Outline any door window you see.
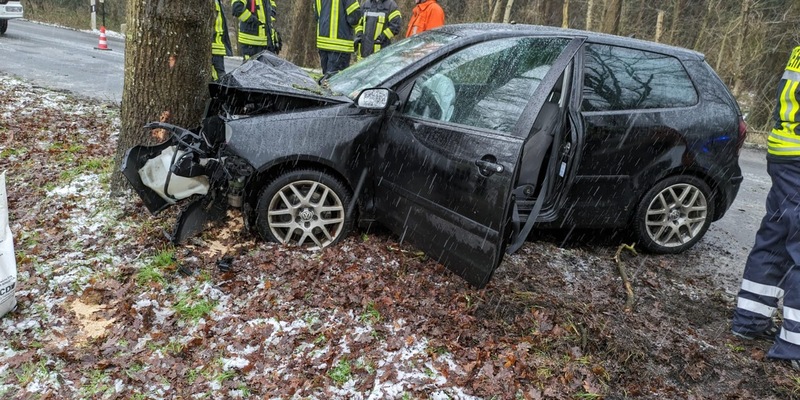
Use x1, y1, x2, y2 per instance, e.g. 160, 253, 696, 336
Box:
402, 37, 570, 134
582, 44, 698, 111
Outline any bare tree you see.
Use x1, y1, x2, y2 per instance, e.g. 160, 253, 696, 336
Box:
111, 0, 212, 194
585, 0, 594, 30
732, 0, 751, 97
600, 0, 623, 34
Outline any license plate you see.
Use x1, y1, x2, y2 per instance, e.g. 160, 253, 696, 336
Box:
6, 6, 22, 12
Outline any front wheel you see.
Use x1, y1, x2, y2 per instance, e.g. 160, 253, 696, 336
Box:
633, 175, 714, 254
255, 169, 353, 249
0, 20, 8, 35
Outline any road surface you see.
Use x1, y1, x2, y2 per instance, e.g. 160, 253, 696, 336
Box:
0, 18, 770, 291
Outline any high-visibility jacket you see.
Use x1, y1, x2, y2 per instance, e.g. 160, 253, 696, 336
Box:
406, 0, 444, 37
212, 0, 232, 57
232, 0, 280, 50
354, 0, 401, 59
314, 0, 362, 53
768, 46, 800, 157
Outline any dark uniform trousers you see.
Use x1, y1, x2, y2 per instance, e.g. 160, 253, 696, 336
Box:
733, 160, 800, 360
319, 51, 351, 76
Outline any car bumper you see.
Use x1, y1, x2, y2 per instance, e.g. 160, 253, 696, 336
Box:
0, 4, 23, 19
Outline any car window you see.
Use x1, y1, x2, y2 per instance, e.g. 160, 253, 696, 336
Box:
582, 44, 698, 111
326, 31, 458, 98
402, 37, 570, 134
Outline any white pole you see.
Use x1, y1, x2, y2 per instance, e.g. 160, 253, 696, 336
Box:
90, 0, 96, 31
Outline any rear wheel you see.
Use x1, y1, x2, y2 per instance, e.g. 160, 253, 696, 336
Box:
255, 169, 353, 249
633, 175, 714, 254
0, 20, 8, 35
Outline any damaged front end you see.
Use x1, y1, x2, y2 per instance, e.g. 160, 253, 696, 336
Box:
121, 118, 254, 244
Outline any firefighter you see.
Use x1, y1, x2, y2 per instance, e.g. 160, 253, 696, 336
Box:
232, 0, 281, 60
314, 0, 362, 76
211, 0, 232, 82
731, 45, 800, 371
354, 0, 401, 61
406, 0, 444, 37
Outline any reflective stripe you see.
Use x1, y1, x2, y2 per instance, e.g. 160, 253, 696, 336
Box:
741, 279, 784, 298
780, 327, 800, 346
737, 297, 776, 318
388, 10, 401, 21
346, 1, 360, 14
781, 81, 800, 122
785, 305, 800, 323
238, 9, 253, 22
330, 0, 340, 41
784, 70, 800, 82
383, 28, 394, 39
317, 37, 354, 52
364, 11, 386, 18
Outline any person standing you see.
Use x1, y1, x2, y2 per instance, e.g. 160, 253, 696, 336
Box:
406, 0, 444, 37
232, 0, 281, 61
731, 45, 800, 371
314, 0, 362, 76
354, 0, 402, 61
211, 0, 233, 82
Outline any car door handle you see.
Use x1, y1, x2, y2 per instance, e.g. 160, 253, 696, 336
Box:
475, 159, 504, 175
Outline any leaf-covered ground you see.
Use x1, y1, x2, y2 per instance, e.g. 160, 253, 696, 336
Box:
0, 74, 797, 399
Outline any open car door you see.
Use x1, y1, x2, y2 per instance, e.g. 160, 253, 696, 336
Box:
373, 36, 585, 287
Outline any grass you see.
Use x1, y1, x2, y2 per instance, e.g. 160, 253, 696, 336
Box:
359, 301, 381, 325
135, 248, 175, 286
173, 288, 216, 323
328, 358, 352, 386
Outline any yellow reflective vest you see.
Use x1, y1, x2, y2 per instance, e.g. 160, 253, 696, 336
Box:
314, 0, 362, 53
768, 46, 800, 157
212, 0, 232, 57
232, 0, 279, 49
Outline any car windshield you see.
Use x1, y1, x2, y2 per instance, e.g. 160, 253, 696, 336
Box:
327, 31, 459, 99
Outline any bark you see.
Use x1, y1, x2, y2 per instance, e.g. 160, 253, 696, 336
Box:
732, 0, 751, 97
600, 0, 623, 35
562, 0, 569, 28
503, 0, 516, 23
111, 0, 213, 195
693, 0, 717, 50
491, 0, 504, 23
654, 10, 664, 43
585, 0, 593, 30
667, 0, 684, 44
285, 0, 318, 67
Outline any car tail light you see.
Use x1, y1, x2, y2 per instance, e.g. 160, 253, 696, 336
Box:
737, 116, 748, 154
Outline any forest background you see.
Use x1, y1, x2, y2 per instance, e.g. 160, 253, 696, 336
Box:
16, 0, 800, 138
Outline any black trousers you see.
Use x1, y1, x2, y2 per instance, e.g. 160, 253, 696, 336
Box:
211, 55, 226, 82
319, 50, 351, 75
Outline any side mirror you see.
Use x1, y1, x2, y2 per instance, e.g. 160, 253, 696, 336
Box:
356, 88, 398, 110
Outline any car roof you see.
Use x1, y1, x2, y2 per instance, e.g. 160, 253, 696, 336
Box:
436, 23, 705, 61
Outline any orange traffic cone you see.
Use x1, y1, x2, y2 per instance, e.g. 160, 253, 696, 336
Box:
95, 26, 111, 51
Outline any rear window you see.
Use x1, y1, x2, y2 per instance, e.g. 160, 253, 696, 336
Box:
582, 44, 698, 111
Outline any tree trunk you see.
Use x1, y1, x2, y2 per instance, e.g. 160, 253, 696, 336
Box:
600, 0, 623, 35
562, 0, 569, 28
111, 0, 213, 195
491, 0, 504, 23
732, 0, 751, 97
693, 0, 717, 50
654, 10, 664, 43
585, 0, 593, 30
667, 0, 684, 44
503, 0, 516, 23
286, 0, 318, 68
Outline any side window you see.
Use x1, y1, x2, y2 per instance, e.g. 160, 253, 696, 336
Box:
582, 44, 698, 111
403, 37, 569, 134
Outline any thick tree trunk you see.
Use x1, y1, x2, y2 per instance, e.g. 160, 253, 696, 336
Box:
110, 0, 213, 195
600, 0, 623, 35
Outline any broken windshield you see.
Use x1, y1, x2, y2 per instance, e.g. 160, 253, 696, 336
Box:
326, 31, 458, 99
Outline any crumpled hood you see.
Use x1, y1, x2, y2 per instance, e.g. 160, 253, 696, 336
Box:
213, 51, 345, 102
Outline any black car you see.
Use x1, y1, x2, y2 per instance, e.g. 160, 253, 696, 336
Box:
123, 24, 745, 288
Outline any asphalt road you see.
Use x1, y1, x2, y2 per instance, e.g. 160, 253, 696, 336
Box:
0, 18, 771, 287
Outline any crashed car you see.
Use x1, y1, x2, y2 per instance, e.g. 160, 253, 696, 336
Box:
123, 23, 745, 288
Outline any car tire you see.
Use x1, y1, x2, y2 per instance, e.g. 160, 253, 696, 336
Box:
255, 169, 353, 249
633, 175, 715, 254
0, 20, 8, 35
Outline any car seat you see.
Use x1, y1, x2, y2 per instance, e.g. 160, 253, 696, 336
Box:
420, 73, 456, 122
517, 97, 563, 196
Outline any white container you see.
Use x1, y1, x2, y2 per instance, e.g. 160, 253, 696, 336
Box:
0, 171, 17, 318
139, 146, 210, 203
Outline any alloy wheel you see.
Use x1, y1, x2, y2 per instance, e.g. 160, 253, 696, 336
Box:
644, 183, 708, 248
266, 179, 345, 249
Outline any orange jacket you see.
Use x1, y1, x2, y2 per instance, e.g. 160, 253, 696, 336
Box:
406, 0, 445, 37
